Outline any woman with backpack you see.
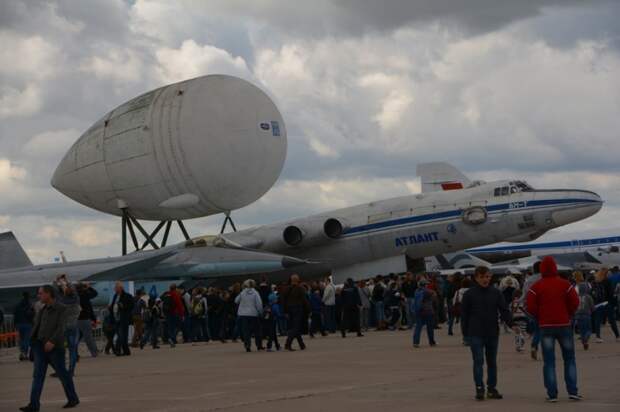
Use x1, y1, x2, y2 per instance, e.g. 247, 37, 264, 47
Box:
413, 279, 438, 348
141, 297, 162, 349
190, 289, 209, 343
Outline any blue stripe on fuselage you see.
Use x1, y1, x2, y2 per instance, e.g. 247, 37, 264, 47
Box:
468, 235, 620, 253
342, 198, 599, 238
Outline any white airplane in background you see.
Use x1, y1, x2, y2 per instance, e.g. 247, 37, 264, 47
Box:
223, 162, 603, 282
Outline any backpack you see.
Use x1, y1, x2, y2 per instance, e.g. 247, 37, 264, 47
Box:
143, 306, 153, 323
162, 294, 173, 315
451, 292, 462, 317
414, 288, 426, 314
192, 298, 205, 317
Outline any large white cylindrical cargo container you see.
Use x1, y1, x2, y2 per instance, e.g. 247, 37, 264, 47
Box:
52, 75, 287, 220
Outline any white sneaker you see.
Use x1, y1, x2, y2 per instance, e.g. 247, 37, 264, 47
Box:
595, 337, 603, 343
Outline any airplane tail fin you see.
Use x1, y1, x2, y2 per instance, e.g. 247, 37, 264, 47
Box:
416, 162, 471, 193
0, 231, 33, 270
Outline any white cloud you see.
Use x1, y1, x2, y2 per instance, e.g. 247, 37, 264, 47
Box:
308, 138, 340, 159
23, 129, 81, 158
257, 177, 421, 213
155, 39, 251, 84
0, 158, 27, 188
0, 84, 43, 118
39, 225, 61, 240
0, 31, 59, 79
79, 48, 143, 83
71, 225, 119, 248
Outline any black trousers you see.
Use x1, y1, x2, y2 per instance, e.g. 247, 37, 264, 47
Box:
239, 316, 261, 349
341, 306, 361, 335
262, 318, 280, 349
114, 319, 131, 355
310, 312, 324, 336
285, 305, 305, 348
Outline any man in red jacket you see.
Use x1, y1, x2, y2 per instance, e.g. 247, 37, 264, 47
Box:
526, 256, 581, 402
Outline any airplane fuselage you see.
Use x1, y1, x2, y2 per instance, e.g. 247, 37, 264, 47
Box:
225, 180, 602, 281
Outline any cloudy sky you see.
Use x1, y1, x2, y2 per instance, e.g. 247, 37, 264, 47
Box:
1, 0, 619, 263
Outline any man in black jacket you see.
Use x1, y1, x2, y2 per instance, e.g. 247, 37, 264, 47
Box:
284, 274, 310, 351
76, 283, 99, 357
109, 282, 134, 356
461, 266, 515, 401
340, 278, 363, 338
20, 285, 79, 412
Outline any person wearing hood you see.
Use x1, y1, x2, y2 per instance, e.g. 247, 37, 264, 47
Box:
235, 279, 263, 352
340, 278, 363, 338
461, 266, 514, 401
526, 256, 581, 402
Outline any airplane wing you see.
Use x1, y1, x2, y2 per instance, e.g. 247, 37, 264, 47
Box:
82, 250, 178, 282
416, 162, 471, 193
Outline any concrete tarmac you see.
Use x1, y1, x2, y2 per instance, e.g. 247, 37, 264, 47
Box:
1, 328, 619, 412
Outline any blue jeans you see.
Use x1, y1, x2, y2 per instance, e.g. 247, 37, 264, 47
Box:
323, 305, 336, 333
142, 319, 160, 347
17, 323, 32, 355
575, 315, 591, 344
469, 336, 499, 390
528, 317, 541, 349
406, 298, 416, 329
605, 303, 620, 338
540, 326, 578, 398
167, 314, 181, 344
413, 313, 436, 345
29, 341, 79, 410
375, 301, 385, 325
65, 327, 78, 375
446, 299, 454, 334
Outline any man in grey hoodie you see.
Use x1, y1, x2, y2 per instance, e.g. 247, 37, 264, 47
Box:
235, 279, 263, 352
520, 263, 542, 360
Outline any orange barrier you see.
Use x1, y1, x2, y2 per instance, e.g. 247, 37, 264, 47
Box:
0, 331, 18, 347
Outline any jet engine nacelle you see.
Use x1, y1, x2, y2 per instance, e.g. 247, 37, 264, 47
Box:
281, 217, 347, 248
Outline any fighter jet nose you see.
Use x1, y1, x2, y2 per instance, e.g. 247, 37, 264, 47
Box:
281, 256, 310, 268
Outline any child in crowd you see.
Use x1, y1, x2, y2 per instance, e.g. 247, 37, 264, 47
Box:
264, 293, 281, 351
575, 283, 594, 350
511, 291, 528, 352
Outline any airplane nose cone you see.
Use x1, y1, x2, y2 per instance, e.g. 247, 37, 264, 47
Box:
551, 190, 603, 226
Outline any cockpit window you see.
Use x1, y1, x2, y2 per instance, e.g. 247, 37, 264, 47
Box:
514, 181, 534, 191
494, 188, 501, 196
184, 235, 233, 249
501, 186, 509, 196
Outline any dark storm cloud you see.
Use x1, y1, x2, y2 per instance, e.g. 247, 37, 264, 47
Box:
208, 0, 607, 38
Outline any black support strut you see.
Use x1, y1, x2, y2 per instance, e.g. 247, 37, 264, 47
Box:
119, 208, 192, 255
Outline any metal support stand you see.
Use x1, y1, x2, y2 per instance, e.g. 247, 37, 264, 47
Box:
219, 212, 237, 234
120, 208, 191, 255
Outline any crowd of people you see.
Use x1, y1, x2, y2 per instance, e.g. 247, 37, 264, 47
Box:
7, 262, 620, 410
